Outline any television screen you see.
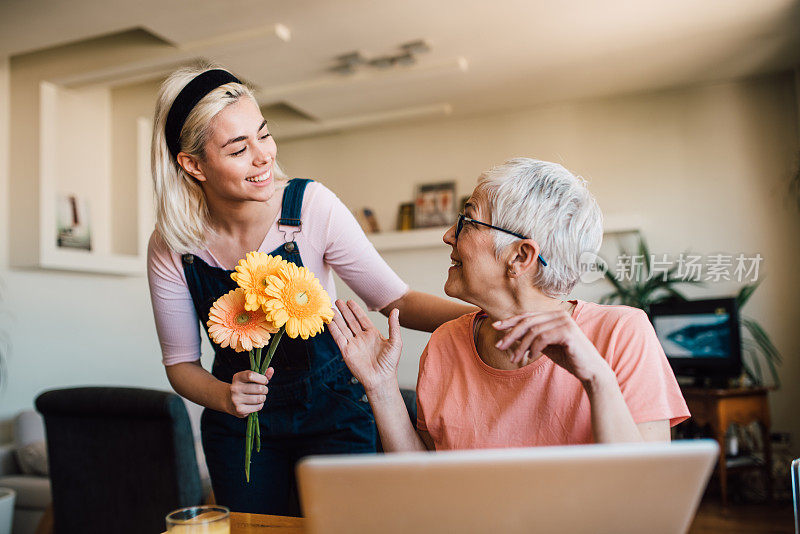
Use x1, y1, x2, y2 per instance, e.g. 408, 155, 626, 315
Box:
652, 311, 731, 358
649, 298, 741, 383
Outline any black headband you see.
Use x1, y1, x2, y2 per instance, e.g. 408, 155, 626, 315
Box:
165, 69, 241, 159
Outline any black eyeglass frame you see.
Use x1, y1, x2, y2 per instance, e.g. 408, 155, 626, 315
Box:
455, 213, 548, 266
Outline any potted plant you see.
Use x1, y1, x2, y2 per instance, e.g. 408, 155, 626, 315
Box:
599, 236, 781, 387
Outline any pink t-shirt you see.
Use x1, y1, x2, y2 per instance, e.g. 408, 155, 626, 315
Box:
148, 180, 409, 366
416, 301, 690, 450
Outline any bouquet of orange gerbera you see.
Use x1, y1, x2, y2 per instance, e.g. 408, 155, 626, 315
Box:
207, 252, 334, 482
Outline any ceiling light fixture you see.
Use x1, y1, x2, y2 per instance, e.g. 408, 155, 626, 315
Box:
400, 40, 430, 55
335, 52, 364, 67
329, 39, 430, 75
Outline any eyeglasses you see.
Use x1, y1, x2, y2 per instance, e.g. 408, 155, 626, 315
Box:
455, 213, 547, 266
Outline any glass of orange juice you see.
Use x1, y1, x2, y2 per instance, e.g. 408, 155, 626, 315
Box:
166, 505, 230, 533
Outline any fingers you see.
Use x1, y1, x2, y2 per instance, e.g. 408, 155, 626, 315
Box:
328, 320, 348, 350
234, 370, 268, 385
333, 300, 356, 336
501, 317, 565, 362
240, 393, 268, 405
348, 300, 374, 332
492, 313, 536, 330
511, 330, 537, 362
527, 336, 555, 363
241, 382, 269, 395
493, 310, 564, 332
331, 308, 352, 341
387, 308, 401, 349
336, 299, 365, 335
230, 371, 271, 417
495, 313, 565, 350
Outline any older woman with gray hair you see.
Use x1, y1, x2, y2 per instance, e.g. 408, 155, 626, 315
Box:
330, 158, 689, 451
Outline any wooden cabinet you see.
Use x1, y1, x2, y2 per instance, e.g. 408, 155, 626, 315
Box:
681, 387, 772, 506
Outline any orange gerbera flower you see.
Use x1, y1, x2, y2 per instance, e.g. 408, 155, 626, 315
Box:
262, 263, 334, 340
231, 252, 288, 311
207, 288, 278, 352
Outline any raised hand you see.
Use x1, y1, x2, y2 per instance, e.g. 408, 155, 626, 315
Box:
329, 299, 402, 393
493, 310, 609, 384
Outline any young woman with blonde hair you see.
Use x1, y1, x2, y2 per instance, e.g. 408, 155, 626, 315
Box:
147, 64, 472, 515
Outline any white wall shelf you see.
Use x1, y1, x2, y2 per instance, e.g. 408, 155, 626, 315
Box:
368, 226, 450, 252
36, 82, 152, 276
366, 214, 643, 253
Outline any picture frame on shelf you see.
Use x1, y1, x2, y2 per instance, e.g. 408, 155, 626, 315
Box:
355, 208, 380, 234
414, 181, 456, 228
396, 202, 415, 231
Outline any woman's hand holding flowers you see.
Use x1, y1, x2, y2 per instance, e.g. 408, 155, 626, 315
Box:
228, 368, 275, 418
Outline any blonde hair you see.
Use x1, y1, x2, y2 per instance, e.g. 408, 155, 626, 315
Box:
151, 62, 287, 254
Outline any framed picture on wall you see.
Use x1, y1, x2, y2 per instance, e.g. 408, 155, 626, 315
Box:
414, 181, 456, 228
56, 194, 92, 251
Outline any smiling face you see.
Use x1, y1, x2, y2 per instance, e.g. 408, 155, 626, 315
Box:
442, 186, 508, 307
190, 96, 278, 204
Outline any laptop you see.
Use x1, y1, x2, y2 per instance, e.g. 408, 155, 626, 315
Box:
297, 440, 717, 534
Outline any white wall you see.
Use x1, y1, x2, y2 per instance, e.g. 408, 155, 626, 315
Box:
0, 57, 9, 270
0, 57, 11, 427
0, 39, 179, 441
278, 73, 800, 446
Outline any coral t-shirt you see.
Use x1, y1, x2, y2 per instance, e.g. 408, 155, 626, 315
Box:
416, 301, 690, 450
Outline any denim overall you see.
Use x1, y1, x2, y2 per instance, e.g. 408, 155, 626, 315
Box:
182, 179, 377, 516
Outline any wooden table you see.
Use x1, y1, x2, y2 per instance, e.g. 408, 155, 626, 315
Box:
681, 386, 773, 506
160, 513, 305, 533
230, 513, 306, 533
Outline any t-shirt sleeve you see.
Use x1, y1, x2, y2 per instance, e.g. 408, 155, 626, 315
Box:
147, 232, 203, 366
313, 184, 409, 311
608, 309, 690, 427
415, 343, 431, 432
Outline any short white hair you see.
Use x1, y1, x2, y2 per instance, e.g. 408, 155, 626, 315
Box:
478, 158, 603, 297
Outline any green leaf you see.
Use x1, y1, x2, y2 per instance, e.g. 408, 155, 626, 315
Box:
743, 348, 763, 385
741, 317, 782, 364
637, 236, 652, 278
736, 281, 761, 309
603, 268, 627, 293
741, 335, 780, 388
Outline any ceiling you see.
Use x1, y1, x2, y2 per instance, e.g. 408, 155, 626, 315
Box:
2, 0, 800, 138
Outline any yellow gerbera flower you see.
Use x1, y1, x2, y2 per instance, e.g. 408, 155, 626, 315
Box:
207, 288, 278, 352
262, 263, 334, 340
231, 252, 288, 311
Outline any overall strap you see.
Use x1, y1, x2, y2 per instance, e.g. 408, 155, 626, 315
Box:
278, 178, 312, 246
279, 178, 313, 227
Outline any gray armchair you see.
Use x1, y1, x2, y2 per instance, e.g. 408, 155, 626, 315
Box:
0, 411, 50, 534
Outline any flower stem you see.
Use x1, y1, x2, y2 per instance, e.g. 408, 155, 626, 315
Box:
255, 412, 261, 452
245, 413, 253, 483
254, 346, 263, 372
259, 327, 285, 375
